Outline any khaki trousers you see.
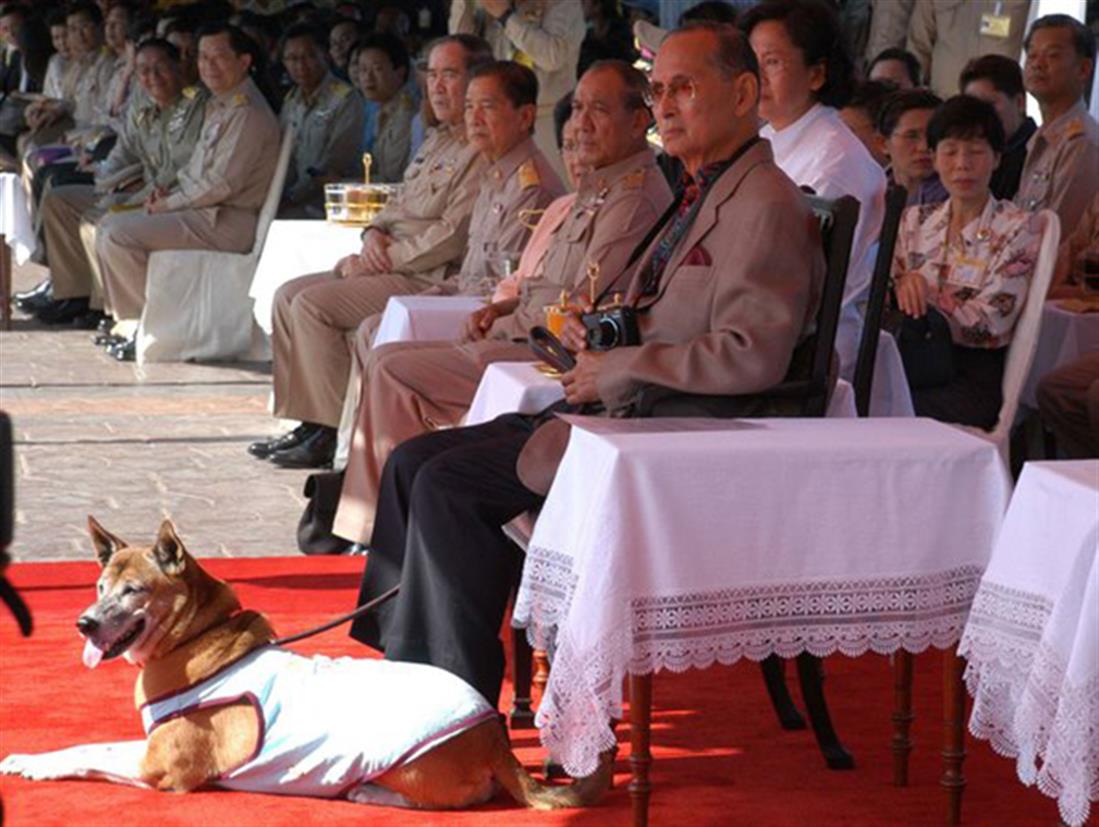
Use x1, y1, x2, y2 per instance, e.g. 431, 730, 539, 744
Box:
95, 207, 256, 321
270, 270, 434, 429
40, 183, 104, 305
331, 333, 531, 543
1037, 353, 1099, 459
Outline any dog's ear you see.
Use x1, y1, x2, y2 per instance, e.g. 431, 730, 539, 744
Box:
87, 516, 127, 567
152, 519, 187, 576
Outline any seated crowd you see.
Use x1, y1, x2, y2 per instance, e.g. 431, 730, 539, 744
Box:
2, 0, 1098, 732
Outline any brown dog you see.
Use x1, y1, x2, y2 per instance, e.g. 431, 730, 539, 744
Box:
0, 517, 611, 810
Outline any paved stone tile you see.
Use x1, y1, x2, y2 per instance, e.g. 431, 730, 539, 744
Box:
2, 259, 319, 561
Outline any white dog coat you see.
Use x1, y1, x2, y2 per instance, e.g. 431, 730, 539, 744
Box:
140, 647, 496, 797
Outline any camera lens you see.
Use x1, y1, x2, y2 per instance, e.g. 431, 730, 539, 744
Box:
586, 318, 620, 350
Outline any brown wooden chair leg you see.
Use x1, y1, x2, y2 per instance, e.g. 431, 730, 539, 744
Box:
629, 672, 653, 827
941, 647, 966, 826
892, 651, 915, 786
533, 649, 551, 695
509, 630, 535, 729
0, 234, 12, 331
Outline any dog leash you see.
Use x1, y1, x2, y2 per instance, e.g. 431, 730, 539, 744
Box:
271, 584, 400, 646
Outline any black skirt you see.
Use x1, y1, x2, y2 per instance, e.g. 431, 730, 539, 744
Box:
910, 345, 1007, 430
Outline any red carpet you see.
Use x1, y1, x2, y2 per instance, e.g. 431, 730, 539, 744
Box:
0, 557, 1060, 827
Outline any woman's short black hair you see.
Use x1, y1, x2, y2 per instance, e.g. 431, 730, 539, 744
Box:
739, 0, 855, 108
926, 95, 1006, 154
877, 88, 943, 137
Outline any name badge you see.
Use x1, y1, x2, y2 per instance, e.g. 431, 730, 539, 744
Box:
979, 13, 1011, 39
949, 255, 987, 287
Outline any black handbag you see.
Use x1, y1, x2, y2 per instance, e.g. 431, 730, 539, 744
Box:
895, 306, 955, 389
296, 470, 351, 556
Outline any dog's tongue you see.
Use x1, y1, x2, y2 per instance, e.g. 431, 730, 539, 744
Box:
82, 638, 105, 669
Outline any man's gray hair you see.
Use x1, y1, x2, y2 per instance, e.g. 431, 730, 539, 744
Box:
582, 59, 652, 112
669, 20, 759, 81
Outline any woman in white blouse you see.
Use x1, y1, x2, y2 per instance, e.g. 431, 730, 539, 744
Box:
741, 0, 887, 378
892, 96, 1041, 429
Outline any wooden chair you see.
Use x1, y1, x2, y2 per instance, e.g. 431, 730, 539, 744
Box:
0, 233, 11, 331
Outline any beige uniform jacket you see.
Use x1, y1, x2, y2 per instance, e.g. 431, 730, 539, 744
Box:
370, 123, 486, 286
516, 139, 826, 494
1015, 100, 1099, 240
865, 0, 916, 61
94, 86, 207, 207
369, 89, 417, 184
62, 47, 116, 129
906, 0, 1031, 98
457, 136, 564, 296
491, 148, 673, 341
279, 74, 363, 209
159, 76, 280, 224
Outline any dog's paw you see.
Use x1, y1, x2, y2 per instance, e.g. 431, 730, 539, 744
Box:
0, 752, 74, 781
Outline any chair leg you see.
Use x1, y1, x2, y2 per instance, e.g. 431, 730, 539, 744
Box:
892, 651, 914, 786
628, 672, 652, 827
760, 655, 807, 730
0, 234, 11, 331
796, 654, 854, 769
941, 648, 966, 827
509, 630, 535, 729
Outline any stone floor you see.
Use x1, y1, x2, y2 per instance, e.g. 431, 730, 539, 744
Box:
2, 261, 312, 560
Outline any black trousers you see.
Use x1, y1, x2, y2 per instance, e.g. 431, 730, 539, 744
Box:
911, 345, 1006, 430
349, 414, 545, 706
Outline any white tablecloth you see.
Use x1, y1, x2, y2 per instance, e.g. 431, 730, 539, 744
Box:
466, 362, 859, 425
958, 460, 1099, 827
513, 416, 1012, 776
870, 330, 914, 417
1021, 303, 1099, 408
248, 220, 363, 334
0, 171, 35, 264
372, 295, 484, 348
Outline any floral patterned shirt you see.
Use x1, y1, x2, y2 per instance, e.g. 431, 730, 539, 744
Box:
893, 197, 1042, 348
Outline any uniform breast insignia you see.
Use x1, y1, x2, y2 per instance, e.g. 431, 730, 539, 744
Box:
582, 182, 611, 216
518, 159, 540, 190
181, 86, 198, 100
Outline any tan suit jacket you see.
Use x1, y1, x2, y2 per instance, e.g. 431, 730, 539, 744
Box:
516, 139, 826, 494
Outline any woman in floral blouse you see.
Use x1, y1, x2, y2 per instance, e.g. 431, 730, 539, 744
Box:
892, 94, 1042, 429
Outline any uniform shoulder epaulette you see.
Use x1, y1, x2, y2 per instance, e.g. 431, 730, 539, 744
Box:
621, 168, 646, 189
231, 91, 248, 107
518, 158, 541, 189
1063, 119, 1084, 140
182, 86, 198, 100
332, 81, 353, 99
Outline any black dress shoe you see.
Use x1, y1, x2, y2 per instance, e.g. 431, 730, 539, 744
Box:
95, 316, 114, 335
347, 543, 370, 556
71, 309, 107, 330
269, 426, 337, 469
95, 332, 126, 348
108, 337, 136, 362
14, 278, 50, 304
14, 280, 53, 312
247, 423, 315, 459
35, 297, 90, 325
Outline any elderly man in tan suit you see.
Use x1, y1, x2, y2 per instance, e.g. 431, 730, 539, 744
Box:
257, 38, 508, 468
331, 60, 673, 543
259, 58, 565, 469
347, 22, 824, 716
94, 24, 280, 361
450, 0, 584, 181
35, 38, 206, 328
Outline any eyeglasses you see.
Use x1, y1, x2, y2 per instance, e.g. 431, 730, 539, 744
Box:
891, 129, 927, 144
645, 76, 698, 107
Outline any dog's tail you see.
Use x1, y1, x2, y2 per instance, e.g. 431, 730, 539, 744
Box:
488, 726, 613, 811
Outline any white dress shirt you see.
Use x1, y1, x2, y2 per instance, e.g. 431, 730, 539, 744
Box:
762, 103, 887, 376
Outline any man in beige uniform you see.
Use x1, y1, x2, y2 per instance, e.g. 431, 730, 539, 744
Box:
38, 39, 206, 324
331, 61, 673, 542
1014, 14, 1099, 240
278, 23, 363, 218
258, 36, 493, 465
355, 33, 417, 184
906, 0, 1032, 98
450, 0, 584, 181
95, 24, 280, 359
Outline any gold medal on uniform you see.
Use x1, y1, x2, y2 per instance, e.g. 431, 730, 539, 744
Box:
979, 2, 1011, 38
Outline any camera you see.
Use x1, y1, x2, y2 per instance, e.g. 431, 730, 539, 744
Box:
581, 304, 640, 351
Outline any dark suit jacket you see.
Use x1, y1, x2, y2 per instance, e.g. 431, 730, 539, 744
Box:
516, 138, 826, 494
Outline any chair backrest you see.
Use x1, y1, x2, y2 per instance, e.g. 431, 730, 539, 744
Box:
800, 193, 861, 417
985, 209, 1060, 448
852, 184, 907, 417
249, 125, 295, 257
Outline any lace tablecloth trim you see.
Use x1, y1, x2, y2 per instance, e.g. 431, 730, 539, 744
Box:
517, 555, 984, 777
961, 585, 1098, 827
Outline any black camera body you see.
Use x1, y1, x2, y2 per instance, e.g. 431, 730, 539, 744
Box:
581, 304, 640, 351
